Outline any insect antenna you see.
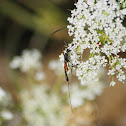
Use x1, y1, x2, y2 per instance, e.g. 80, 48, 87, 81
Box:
51, 28, 67, 36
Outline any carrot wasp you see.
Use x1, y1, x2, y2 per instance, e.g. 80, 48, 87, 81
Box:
63, 48, 75, 114
64, 49, 71, 82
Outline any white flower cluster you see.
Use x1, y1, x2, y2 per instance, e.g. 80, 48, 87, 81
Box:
0, 87, 12, 107
10, 49, 45, 81
76, 55, 107, 85
62, 68, 105, 108
0, 110, 13, 120
108, 56, 126, 84
0, 87, 6, 101
21, 85, 66, 126
10, 49, 41, 72
0, 87, 13, 121
60, 0, 126, 85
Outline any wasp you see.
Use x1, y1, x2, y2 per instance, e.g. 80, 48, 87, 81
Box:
64, 49, 71, 82
64, 48, 77, 81
63, 48, 74, 114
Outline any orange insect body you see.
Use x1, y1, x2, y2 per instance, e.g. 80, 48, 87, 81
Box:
64, 61, 69, 72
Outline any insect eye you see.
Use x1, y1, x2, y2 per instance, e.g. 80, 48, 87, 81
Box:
67, 49, 71, 53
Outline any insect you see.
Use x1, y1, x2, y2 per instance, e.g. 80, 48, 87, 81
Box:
64, 48, 74, 114
64, 49, 71, 82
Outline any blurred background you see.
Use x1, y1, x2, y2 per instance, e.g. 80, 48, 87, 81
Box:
0, 0, 126, 126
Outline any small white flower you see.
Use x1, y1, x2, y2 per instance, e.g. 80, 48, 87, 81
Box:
35, 72, 45, 81
9, 56, 21, 69
110, 81, 116, 86
108, 69, 115, 76
120, 8, 126, 15
1, 110, 13, 120
59, 53, 64, 62
0, 87, 6, 100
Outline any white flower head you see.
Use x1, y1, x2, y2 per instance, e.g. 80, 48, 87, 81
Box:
20, 49, 42, 72
9, 56, 21, 69
10, 49, 42, 72
60, 0, 126, 86
1, 110, 13, 120
21, 85, 66, 126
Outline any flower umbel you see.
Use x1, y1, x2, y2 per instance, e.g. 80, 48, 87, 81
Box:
60, 0, 126, 85
10, 49, 45, 81
10, 49, 42, 72
20, 85, 66, 126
